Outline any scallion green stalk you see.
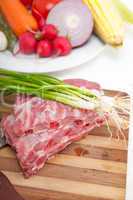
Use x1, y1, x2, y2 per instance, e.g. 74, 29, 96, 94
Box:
0, 69, 99, 109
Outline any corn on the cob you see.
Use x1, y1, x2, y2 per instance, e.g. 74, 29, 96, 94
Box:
83, 0, 125, 46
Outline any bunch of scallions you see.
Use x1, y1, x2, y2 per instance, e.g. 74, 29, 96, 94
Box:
0, 69, 130, 141
0, 69, 99, 110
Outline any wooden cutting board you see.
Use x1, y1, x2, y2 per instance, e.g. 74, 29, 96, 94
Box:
0, 90, 129, 200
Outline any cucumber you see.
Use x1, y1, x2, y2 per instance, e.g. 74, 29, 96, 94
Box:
0, 13, 17, 52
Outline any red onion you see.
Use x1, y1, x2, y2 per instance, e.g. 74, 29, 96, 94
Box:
46, 0, 94, 47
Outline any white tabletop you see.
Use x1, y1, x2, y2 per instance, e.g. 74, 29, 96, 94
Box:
53, 26, 133, 200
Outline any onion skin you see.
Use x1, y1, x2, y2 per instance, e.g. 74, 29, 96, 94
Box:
47, 0, 94, 47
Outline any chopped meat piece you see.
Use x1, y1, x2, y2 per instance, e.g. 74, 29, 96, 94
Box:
1, 79, 107, 177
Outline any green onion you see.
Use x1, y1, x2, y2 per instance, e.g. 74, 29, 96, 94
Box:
0, 69, 98, 109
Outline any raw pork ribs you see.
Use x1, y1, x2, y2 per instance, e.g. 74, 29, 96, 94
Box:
1, 79, 107, 177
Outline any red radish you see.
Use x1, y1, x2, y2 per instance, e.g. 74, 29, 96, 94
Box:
20, 0, 33, 7
41, 24, 58, 40
35, 24, 58, 41
19, 32, 37, 54
53, 36, 72, 56
37, 40, 53, 57
32, 8, 45, 30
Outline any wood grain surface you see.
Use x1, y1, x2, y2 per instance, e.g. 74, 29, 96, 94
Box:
0, 90, 129, 200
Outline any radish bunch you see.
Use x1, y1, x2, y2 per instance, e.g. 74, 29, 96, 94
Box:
19, 23, 72, 58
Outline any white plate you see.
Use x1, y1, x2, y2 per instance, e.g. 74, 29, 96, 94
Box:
0, 35, 105, 73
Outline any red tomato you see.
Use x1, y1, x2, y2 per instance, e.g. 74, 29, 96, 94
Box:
32, 0, 61, 19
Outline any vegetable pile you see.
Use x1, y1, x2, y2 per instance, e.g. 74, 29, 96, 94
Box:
0, 0, 132, 58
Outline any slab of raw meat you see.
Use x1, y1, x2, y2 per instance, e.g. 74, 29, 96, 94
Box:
1, 80, 107, 177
